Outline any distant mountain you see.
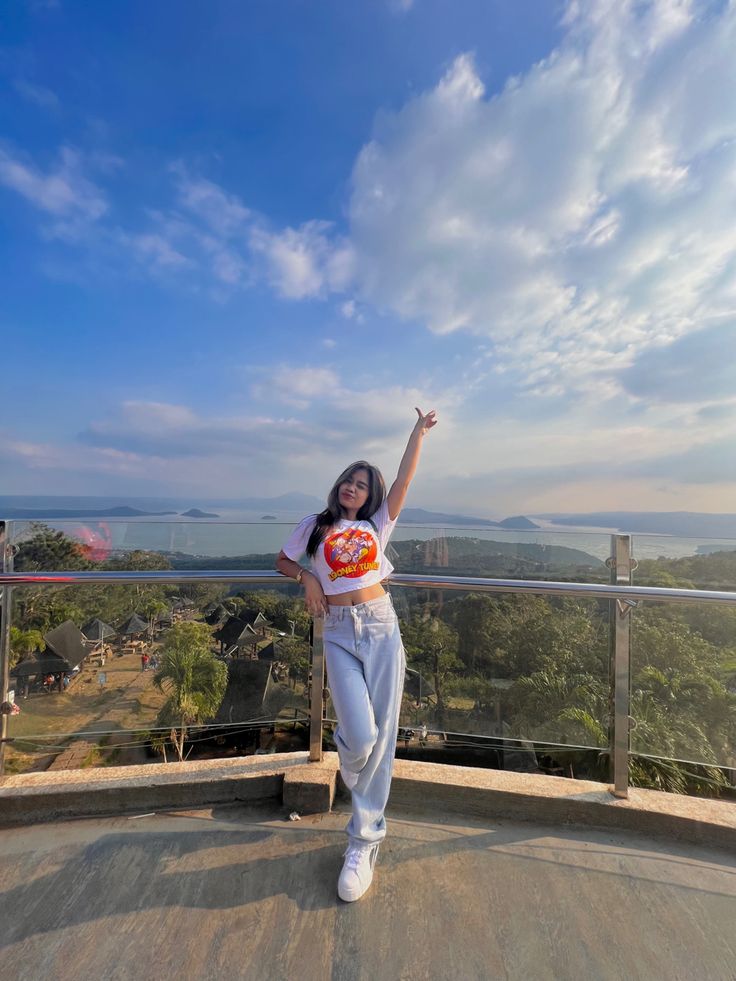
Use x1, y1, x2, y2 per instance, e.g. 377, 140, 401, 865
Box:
537, 511, 736, 539
399, 508, 496, 526
181, 508, 220, 518
0, 505, 177, 519
399, 508, 538, 528
497, 515, 539, 529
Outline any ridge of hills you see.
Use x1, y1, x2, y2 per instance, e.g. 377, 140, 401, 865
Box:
536, 511, 736, 539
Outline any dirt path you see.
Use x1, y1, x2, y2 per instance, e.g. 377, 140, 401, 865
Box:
47, 667, 162, 770
7, 650, 167, 773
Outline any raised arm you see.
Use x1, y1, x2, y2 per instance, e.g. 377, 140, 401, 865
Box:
386, 408, 438, 521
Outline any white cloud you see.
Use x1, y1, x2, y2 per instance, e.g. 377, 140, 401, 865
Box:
253, 365, 342, 409
66, 394, 434, 496
5, 1, 735, 387
338, 298, 365, 324
124, 232, 191, 270
0, 434, 147, 478
250, 220, 354, 299
343, 0, 736, 397
250, 362, 449, 453
173, 167, 251, 238
78, 400, 310, 463
12, 78, 59, 109
0, 145, 107, 234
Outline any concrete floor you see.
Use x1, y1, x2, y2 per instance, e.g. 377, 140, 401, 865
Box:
1, 800, 735, 981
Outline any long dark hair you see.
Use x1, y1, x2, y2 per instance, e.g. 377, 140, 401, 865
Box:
305, 460, 386, 557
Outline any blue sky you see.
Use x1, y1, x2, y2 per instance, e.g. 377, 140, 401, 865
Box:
2, 0, 736, 516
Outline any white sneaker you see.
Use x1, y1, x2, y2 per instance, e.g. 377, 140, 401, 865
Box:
337, 843, 379, 902
340, 767, 359, 791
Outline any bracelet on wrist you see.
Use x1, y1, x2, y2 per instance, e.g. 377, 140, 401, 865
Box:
295, 568, 304, 584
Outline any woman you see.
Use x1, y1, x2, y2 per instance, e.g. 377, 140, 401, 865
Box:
276, 407, 437, 902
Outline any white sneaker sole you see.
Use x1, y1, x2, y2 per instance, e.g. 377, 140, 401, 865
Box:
337, 845, 379, 902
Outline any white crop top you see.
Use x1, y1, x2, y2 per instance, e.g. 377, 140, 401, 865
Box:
281, 499, 398, 596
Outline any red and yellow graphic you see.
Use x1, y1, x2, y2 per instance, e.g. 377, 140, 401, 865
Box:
323, 528, 379, 581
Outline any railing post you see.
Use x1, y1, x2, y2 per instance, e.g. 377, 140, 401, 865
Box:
0, 521, 14, 776
609, 534, 633, 799
308, 615, 325, 762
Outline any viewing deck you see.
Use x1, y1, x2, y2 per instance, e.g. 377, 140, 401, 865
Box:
1, 755, 735, 981
2, 534, 735, 978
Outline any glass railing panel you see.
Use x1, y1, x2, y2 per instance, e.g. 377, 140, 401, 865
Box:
6, 519, 613, 582
5, 583, 310, 774
629, 599, 736, 786
6, 518, 298, 569
327, 586, 612, 779
633, 535, 736, 591
389, 526, 612, 583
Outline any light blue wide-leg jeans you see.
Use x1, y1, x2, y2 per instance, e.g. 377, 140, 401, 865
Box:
323, 594, 406, 846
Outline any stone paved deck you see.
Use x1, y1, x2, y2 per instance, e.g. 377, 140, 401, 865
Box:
1, 798, 735, 981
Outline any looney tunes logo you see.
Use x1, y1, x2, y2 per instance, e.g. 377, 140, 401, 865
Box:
324, 528, 379, 580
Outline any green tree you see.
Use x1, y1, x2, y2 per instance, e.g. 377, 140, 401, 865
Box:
508, 670, 608, 746
12, 525, 178, 639
153, 622, 228, 762
276, 636, 310, 687
14, 523, 92, 572
446, 594, 607, 680
447, 594, 498, 673
235, 590, 284, 621
8, 627, 45, 670
13, 524, 91, 634
402, 615, 461, 727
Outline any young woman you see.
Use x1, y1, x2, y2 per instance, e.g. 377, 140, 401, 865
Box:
276, 407, 437, 902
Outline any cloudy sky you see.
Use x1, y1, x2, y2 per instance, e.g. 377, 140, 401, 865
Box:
2, 0, 735, 517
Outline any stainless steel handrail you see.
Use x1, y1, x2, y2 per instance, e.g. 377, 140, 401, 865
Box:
1, 569, 735, 604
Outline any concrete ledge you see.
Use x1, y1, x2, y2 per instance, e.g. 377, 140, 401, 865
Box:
0, 752, 311, 827
2, 753, 734, 850
283, 762, 336, 815
390, 760, 736, 850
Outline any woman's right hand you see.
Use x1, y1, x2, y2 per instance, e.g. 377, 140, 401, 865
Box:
303, 572, 329, 617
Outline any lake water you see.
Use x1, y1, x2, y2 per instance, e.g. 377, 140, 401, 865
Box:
5, 503, 736, 563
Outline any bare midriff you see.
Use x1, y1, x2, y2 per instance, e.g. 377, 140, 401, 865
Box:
327, 583, 386, 606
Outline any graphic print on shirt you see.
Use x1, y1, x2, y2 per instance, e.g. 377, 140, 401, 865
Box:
323, 527, 379, 581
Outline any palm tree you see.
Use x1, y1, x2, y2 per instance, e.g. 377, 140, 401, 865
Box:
510, 670, 608, 742
9, 627, 45, 670
153, 622, 227, 762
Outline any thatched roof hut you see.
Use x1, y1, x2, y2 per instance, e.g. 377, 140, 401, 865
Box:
11, 648, 67, 678
81, 618, 117, 643
117, 613, 148, 636
44, 621, 88, 669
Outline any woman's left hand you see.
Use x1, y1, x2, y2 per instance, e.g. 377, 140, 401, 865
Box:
414, 407, 438, 434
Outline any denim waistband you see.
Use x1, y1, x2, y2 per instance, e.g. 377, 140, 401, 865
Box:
325, 594, 393, 619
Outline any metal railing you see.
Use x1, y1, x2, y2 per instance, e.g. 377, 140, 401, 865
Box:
2, 526, 736, 796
